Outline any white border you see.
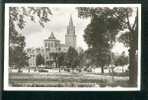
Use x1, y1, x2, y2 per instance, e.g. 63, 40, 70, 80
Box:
4, 4, 141, 91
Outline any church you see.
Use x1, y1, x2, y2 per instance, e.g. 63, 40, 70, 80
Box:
27, 16, 77, 67
44, 16, 76, 65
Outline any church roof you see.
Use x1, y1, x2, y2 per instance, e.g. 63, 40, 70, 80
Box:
49, 32, 56, 40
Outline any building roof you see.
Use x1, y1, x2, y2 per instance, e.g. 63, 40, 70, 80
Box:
48, 32, 56, 40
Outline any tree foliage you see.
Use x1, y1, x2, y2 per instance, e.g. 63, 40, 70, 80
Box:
65, 47, 79, 70
9, 7, 52, 29
77, 50, 85, 68
114, 52, 128, 66
9, 7, 52, 69
118, 32, 130, 47
80, 10, 113, 73
36, 54, 44, 66
56, 52, 66, 72
77, 7, 138, 86
9, 28, 29, 68
77, 7, 134, 43
57, 52, 66, 67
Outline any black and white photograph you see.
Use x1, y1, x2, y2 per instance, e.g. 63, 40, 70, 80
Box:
4, 4, 141, 91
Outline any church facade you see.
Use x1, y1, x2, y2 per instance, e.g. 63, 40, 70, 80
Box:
26, 16, 77, 67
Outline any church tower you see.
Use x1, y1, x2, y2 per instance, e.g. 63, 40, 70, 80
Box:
65, 16, 76, 48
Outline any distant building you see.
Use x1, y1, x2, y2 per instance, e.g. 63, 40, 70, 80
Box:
26, 16, 77, 67
26, 48, 44, 67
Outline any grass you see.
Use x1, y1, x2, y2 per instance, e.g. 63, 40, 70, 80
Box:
9, 72, 130, 87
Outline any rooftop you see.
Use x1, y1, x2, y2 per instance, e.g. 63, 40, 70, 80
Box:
48, 32, 56, 40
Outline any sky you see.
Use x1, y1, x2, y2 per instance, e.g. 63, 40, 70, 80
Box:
21, 7, 90, 50
19, 7, 137, 55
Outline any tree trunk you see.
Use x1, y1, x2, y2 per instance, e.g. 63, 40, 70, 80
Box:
72, 67, 74, 73
129, 48, 137, 87
129, 31, 137, 87
28, 68, 30, 72
59, 65, 61, 72
101, 66, 104, 74
122, 66, 124, 73
55, 60, 57, 68
18, 67, 21, 72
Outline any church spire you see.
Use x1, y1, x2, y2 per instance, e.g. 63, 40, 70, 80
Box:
69, 15, 73, 26
65, 15, 76, 48
67, 15, 75, 35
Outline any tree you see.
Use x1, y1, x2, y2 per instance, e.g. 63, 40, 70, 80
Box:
77, 7, 138, 86
9, 7, 52, 70
114, 52, 129, 72
9, 14, 29, 69
114, 8, 138, 86
115, 53, 128, 66
82, 13, 111, 73
50, 52, 58, 68
77, 50, 84, 69
57, 52, 66, 72
83, 49, 97, 72
9, 34, 29, 70
65, 47, 79, 72
36, 54, 44, 67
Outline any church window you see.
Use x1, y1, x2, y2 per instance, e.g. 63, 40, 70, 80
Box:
45, 42, 47, 47
50, 42, 52, 47
53, 42, 54, 47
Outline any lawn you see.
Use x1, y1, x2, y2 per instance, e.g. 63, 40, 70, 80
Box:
9, 72, 130, 87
